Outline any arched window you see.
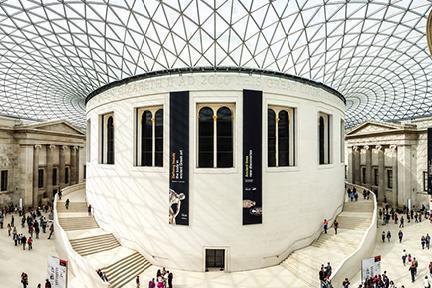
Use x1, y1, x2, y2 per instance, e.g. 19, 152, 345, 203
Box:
267, 106, 295, 167
198, 107, 214, 168
216, 107, 233, 168
135, 106, 164, 167
278, 110, 289, 166
319, 113, 331, 165
267, 109, 276, 167
141, 111, 153, 166
107, 116, 114, 164
155, 109, 163, 167
319, 116, 325, 164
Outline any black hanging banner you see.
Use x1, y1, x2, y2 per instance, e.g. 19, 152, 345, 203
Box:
243, 89, 263, 225
169, 91, 189, 225
428, 128, 432, 195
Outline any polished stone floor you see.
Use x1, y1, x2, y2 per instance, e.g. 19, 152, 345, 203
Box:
0, 211, 58, 288
351, 215, 432, 288
2, 205, 432, 288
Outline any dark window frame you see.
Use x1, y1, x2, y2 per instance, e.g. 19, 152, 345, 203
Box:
0, 170, 8, 191
387, 169, 393, 189
38, 168, 44, 188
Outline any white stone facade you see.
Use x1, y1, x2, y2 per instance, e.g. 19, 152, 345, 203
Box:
346, 118, 431, 208
0, 116, 86, 207
86, 71, 345, 272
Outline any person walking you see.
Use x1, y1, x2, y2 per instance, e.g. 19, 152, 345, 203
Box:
400, 216, 404, 228
410, 261, 417, 282
21, 272, 28, 288
398, 230, 404, 243
429, 261, 432, 277
45, 279, 52, 288
422, 236, 426, 249
58, 190, 62, 200
27, 236, 33, 250
387, 231, 392, 242
333, 220, 339, 235
7, 223, 11, 236
136, 275, 140, 287
65, 199, 70, 210
325, 262, 332, 278
323, 219, 329, 234
88, 204, 92, 216
148, 279, 156, 288
382, 231, 386, 243
424, 276, 431, 288
402, 250, 408, 266
48, 223, 54, 239
427, 234, 431, 249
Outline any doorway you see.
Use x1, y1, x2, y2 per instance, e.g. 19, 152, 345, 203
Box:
205, 249, 225, 271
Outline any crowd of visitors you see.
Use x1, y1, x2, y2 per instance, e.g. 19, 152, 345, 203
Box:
1, 202, 54, 288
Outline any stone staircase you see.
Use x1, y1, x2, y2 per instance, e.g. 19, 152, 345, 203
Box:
56, 189, 152, 288
100, 251, 152, 288
57, 202, 88, 213
69, 233, 121, 256
58, 216, 99, 231
281, 198, 374, 287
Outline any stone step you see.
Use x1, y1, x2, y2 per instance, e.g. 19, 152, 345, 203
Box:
101, 252, 151, 288
70, 233, 121, 256
58, 217, 99, 231
57, 202, 88, 212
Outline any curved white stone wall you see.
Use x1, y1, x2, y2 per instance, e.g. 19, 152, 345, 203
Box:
86, 71, 345, 272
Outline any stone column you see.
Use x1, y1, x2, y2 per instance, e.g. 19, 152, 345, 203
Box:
353, 146, 361, 184
19, 145, 34, 208
396, 144, 411, 208
347, 146, 353, 183
75, 146, 80, 184
376, 145, 385, 203
32, 144, 41, 207
46, 145, 55, 201
365, 145, 372, 188
59, 145, 66, 189
70, 146, 77, 184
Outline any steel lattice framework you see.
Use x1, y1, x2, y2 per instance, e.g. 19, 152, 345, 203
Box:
0, 0, 431, 127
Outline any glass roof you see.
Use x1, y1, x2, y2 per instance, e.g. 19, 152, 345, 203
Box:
0, 0, 431, 127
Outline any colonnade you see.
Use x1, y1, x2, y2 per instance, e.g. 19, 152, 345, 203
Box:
347, 144, 398, 205
32, 144, 81, 206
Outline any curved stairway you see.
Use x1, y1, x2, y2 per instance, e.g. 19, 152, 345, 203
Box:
56, 188, 152, 288
281, 197, 374, 287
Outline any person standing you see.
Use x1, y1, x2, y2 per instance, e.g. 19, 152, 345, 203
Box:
45, 279, 52, 288
333, 220, 339, 235
167, 271, 173, 288
325, 262, 332, 278
429, 261, 432, 277
21, 235, 27, 250
88, 204, 92, 216
323, 219, 329, 234
387, 231, 392, 242
342, 278, 350, 287
136, 275, 140, 287
319, 265, 325, 285
422, 236, 426, 249
427, 234, 431, 249
382, 231, 386, 243
398, 230, 404, 243
424, 276, 431, 288
58, 190, 62, 200
65, 199, 70, 209
148, 278, 156, 288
